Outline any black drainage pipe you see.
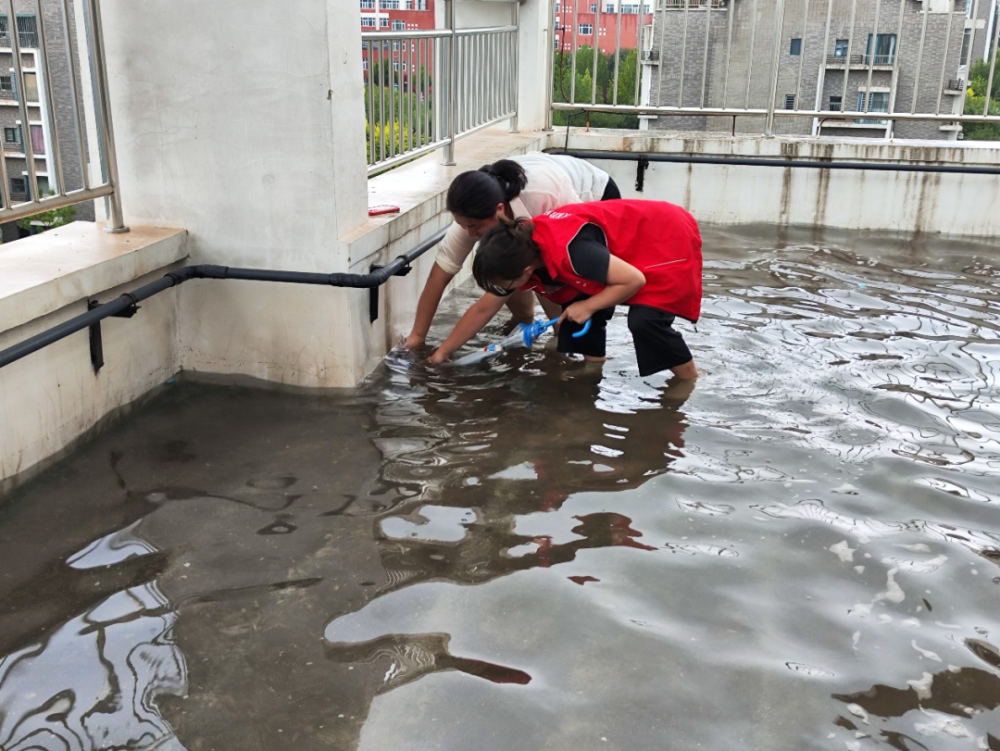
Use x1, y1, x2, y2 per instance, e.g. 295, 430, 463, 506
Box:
549, 148, 1000, 177
0, 226, 447, 371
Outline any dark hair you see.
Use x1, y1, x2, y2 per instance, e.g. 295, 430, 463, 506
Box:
472, 216, 541, 296
445, 159, 528, 219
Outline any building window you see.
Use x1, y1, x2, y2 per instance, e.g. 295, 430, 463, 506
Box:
784, 94, 796, 109
3, 126, 19, 143
644, 3, 651, 11
606, 3, 615, 11
380, 16, 390, 27
961, 28, 972, 66
360, 0, 375, 7
856, 91, 889, 123
0, 15, 38, 48
622, 3, 640, 12
392, 19, 405, 30
829, 95, 842, 111
361, 15, 376, 27
580, 23, 594, 34
10, 176, 26, 196
865, 33, 896, 65
789, 38, 802, 55
554, 35, 560, 48
380, 0, 400, 8
30, 123, 43, 154
392, 40, 399, 50
834, 39, 848, 58
0, 74, 11, 92
362, 58, 369, 70
393, 60, 399, 71
590, 4, 597, 11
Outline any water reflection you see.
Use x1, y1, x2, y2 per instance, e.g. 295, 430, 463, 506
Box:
1, 226, 999, 749
0, 580, 187, 751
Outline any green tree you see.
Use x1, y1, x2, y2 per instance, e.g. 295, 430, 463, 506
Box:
962, 58, 1000, 140
364, 86, 434, 163
551, 45, 640, 129
16, 191, 77, 234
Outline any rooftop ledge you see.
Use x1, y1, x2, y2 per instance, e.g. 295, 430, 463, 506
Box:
347, 125, 552, 266
0, 222, 188, 334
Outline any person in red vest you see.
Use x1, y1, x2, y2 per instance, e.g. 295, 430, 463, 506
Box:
459, 199, 702, 380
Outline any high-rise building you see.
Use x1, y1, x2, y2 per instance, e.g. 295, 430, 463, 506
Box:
1, 0, 91, 222
641, 0, 993, 139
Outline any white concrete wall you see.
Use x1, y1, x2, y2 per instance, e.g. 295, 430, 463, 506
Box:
562, 130, 1000, 237
0, 224, 187, 492
97, 0, 371, 388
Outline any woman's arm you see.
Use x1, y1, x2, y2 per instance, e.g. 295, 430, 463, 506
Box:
403, 223, 475, 349
560, 256, 645, 325
429, 292, 509, 363
403, 262, 455, 349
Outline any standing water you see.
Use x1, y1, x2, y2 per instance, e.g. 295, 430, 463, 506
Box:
1, 226, 998, 750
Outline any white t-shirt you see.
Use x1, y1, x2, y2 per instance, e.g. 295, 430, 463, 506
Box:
434, 152, 611, 275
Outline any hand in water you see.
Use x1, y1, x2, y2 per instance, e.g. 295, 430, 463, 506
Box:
427, 349, 450, 365
401, 332, 426, 351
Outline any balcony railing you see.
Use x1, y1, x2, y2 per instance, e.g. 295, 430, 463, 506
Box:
363, 14, 518, 174
551, 0, 998, 136
825, 53, 895, 66
0, 0, 126, 229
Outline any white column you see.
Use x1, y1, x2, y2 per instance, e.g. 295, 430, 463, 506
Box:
93, 0, 371, 387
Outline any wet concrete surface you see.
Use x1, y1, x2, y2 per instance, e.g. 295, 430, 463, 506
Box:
2, 225, 1000, 750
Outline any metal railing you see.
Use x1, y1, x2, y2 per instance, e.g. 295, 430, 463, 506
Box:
0, 0, 126, 231
363, 0, 519, 175
551, 0, 1000, 137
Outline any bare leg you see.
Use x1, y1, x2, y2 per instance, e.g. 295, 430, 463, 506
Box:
669, 359, 699, 380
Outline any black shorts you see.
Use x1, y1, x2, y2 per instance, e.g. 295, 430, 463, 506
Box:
601, 177, 622, 201
558, 303, 692, 376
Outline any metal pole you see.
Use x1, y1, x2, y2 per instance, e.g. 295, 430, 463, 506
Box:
861, 0, 883, 117
83, 0, 127, 232
744, 0, 760, 109
722, 0, 735, 107
591, 0, 602, 105
840, 0, 858, 115
934, 3, 956, 116
443, 0, 455, 165
764, 0, 787, 133
60, 0, 88, 190
33, 0, 65, 198
613, 0, 624, 104
678, 0, 691, 106
6, 0, 39, 206
910, 0, 931, 113
984, 0, 1000, 108
794, 0, 809, 115
701, 0, 713, 107
510, 3, 519, 131
545, 0, 556, 130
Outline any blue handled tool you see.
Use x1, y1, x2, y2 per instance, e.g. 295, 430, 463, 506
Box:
453, 317, 592, 366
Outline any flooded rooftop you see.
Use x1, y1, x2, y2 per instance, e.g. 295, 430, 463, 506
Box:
1, 225, 999, 750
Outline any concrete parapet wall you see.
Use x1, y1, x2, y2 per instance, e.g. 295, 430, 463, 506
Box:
0, 223, 187, 491
558, 129, 1000, 236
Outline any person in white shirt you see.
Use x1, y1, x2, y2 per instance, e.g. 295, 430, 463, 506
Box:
400, 153, 620, 363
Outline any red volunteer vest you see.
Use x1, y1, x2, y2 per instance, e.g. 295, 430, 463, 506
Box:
523, 200, 702, 322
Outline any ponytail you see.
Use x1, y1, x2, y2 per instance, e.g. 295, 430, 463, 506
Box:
446, 159, 528, 219
472, 216, 540, 296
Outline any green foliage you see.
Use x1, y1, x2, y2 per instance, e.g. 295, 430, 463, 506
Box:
364, 86, 434, 163
16, 191, 77, 233
963, 58, 1000, 140
552, 46, 640, 129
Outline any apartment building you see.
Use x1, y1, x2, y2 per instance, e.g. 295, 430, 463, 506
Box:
642, 0, 993, 139
361, 0, 435, 87
555, 0, 654, 54
1, 0, 90, 223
